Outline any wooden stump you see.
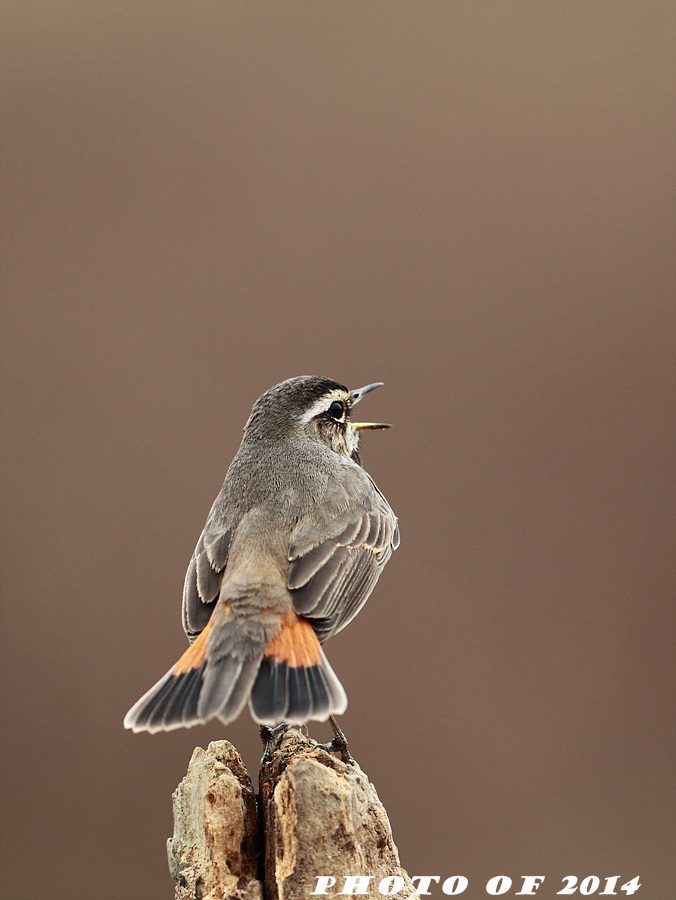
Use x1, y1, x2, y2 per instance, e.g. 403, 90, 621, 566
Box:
167, 727, 418, 900
167, 741, 261, 900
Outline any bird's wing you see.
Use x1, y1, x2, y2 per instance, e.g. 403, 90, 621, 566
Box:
287, 475, 399, 643
181, 523, 232, 642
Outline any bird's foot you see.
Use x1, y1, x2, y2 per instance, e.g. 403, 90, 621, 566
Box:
315, 715, 356, 765
259, 722, 290, 765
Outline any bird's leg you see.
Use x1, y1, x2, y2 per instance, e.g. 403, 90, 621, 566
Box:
259, 722, 289, 764
316, 715, 355, 764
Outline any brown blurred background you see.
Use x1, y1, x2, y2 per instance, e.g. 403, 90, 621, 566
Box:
1, 3, 674, 898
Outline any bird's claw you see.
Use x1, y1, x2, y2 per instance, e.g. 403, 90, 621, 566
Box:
259, 722, 289, 764
259, 716, 355, 765
316, 715, 355, 764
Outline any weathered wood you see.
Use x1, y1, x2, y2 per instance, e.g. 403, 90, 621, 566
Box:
167, 727, 418, 900
167, 741, 262, 900
259, 727, 418, 900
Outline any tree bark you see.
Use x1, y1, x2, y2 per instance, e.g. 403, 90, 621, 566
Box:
167, 727, 418, 900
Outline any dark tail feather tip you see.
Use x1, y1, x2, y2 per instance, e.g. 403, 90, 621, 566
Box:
124, 664, 207, 733
250, 653, 347, 726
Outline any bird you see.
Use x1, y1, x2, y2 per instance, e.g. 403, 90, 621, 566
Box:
124, 375, 399, 736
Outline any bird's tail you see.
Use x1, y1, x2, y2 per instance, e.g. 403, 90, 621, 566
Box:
250, 610, 347, 725
123, 611, 347, 733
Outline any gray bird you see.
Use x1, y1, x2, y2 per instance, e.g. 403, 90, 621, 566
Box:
124, 375, 399, 734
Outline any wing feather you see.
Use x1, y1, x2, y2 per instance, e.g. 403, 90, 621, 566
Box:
196, 550, 221, 603
287, 480, 398, 642
287, 541, 339, 590
181, 526, 232, 642
204, 529, 231, 571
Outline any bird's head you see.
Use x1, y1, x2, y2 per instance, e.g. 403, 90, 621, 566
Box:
244, 376, 390, 463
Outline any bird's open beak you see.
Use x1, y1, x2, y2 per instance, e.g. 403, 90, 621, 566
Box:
349, 382, 391, 429
350, 382, 384, 404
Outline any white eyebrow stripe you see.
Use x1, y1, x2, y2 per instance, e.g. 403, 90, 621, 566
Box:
299, 389, 348, 424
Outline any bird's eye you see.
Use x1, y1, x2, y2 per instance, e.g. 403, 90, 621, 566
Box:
328, 400, 344, 420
